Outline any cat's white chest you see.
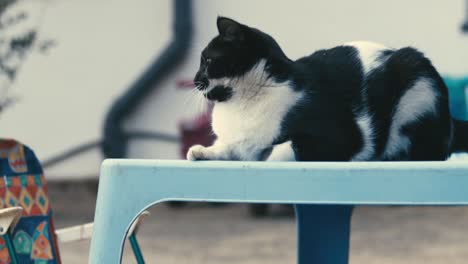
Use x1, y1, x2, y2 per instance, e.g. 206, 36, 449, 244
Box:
211, 85, 302, 146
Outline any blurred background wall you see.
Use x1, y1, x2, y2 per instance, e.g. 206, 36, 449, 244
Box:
1, 0, 468, 179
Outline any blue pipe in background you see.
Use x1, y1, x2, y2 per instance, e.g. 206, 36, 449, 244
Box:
102, 0, 193, 158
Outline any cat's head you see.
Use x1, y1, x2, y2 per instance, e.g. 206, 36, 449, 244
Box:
194, 17, 289, 102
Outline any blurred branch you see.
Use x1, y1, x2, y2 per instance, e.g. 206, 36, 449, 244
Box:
0, 31, 36, 80
37, 38, 56, 54
0, 0, 49, 112
0, 0, 16, 16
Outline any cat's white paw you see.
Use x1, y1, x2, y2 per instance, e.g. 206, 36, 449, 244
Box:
187, 145, 209, 161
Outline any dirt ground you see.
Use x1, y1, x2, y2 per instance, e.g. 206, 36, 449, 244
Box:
48, 181, 468, 264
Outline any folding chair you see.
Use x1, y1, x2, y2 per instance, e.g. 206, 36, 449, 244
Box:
0, 139, 148, 264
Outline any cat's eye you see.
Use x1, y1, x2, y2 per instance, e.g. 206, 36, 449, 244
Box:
202, 54, 213, 64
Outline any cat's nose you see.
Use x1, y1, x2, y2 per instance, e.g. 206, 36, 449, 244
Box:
194, 73, 209, 90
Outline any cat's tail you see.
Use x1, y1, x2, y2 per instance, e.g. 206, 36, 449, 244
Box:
451, 119, 468, 153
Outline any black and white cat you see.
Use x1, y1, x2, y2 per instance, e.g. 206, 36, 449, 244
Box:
187, 17, 468, 162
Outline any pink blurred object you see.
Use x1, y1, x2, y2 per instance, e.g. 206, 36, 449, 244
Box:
176, 79, 195, 89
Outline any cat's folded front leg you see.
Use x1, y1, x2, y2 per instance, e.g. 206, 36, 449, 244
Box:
186, 142, 233, 161
187, 141, 271, 161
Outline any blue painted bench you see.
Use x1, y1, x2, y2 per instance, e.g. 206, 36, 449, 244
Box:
89, 160, 468, 263
89, 77, 468, 263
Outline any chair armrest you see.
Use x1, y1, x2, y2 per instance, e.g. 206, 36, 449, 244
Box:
55, 222, 93, 243
56, 211, 150, 243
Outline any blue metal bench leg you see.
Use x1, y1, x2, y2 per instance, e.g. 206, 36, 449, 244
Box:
129, 233, 146, 264
295, 204, 354, 264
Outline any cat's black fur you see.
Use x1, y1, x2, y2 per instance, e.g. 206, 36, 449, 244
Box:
191, 17, 468, 161
281, 46, 452, 161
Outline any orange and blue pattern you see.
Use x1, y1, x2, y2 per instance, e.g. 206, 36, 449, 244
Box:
0, 139, 60, 264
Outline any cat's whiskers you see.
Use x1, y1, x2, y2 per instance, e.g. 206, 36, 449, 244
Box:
193, 85, 208, 113
182, 88, 197, 114
183, 85, 208, 115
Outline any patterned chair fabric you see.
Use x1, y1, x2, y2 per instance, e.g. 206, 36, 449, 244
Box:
0, 139, 61, 264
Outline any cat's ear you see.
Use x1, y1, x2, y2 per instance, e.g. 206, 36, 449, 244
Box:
217, 16, 244, 41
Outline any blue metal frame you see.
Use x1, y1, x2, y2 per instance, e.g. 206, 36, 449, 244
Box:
3, 234, 18, 264
129, 233, 146, 264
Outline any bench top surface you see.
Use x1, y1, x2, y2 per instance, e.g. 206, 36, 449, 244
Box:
98, 158, 468, 205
